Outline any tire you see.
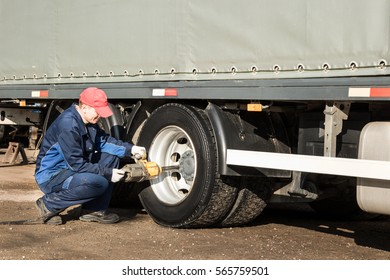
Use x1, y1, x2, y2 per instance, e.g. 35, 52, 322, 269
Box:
99, 103, 124, 139
137, 103, 236, 228
218, 176, 272, 227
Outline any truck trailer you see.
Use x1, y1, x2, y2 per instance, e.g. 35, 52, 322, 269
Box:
1, 0, 390, 228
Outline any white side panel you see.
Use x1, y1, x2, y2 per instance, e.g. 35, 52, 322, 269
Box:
226, 150, 390, 180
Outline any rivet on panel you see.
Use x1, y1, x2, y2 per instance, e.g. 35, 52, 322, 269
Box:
349, 61, 357, 71
251, 65, 258, 74
379, 60, 387, 70
322, 63, 330, 72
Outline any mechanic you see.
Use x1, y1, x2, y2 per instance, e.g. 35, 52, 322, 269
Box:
34, 87, 146, 225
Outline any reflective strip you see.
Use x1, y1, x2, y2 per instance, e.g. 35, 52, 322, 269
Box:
31, 90, 49, 98
348, 88, 390, 97
152, 88, 177, 97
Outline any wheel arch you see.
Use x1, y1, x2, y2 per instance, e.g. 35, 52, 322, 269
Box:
204, 102, 291, 177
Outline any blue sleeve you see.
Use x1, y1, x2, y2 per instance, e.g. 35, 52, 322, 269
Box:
97, 128, 133, 158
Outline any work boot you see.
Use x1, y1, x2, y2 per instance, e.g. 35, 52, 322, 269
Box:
35, 197, 63, 225
79, 210, 120, 224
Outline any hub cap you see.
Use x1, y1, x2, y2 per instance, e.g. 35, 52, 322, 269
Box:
148, 125, 197, 205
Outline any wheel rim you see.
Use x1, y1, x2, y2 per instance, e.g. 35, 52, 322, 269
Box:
148, 125, 197, 205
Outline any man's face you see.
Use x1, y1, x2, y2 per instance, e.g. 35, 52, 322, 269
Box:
80, 104, 100, 124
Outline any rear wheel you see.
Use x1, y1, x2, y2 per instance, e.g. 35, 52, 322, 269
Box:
218, 176, 272, 227
137, 103, 236, 228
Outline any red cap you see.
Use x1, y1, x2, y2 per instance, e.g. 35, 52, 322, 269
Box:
79, 87, 113, 118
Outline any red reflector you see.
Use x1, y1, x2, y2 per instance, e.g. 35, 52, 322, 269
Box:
370, 88, 390, 97
40, 90, 49, 98
164, 88, 177, 96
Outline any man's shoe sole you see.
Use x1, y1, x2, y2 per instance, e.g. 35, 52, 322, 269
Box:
35, 198, 63, 225
79, 213, 120, 224
45, 215, 63, 225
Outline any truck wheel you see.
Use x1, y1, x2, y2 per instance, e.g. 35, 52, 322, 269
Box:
137, 103, 236, 228
218, 176, 272, 227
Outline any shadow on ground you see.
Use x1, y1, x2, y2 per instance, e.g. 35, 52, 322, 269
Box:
250, 203, 390, 252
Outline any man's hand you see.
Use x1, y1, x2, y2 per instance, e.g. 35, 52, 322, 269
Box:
111, 168, 125, 183
131, 145, 147, 160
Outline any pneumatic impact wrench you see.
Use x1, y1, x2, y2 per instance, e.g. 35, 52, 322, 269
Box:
120, 160, 179, 182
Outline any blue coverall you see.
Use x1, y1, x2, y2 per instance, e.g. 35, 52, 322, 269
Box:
35, 104, 133, 212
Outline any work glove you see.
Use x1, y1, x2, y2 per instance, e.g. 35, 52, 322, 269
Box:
111, 168, 125, 183
131, 145, 147, 160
